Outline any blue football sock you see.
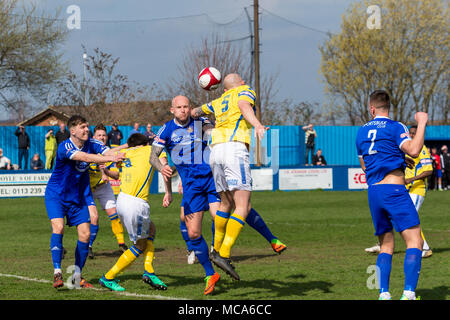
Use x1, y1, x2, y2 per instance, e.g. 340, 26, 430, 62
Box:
89, 224, 99, 247
376, 253, 392, 293
180, 220, 193, 251
50, 233, 63, 270
75, 240, 89, 273
246, 208, 276, 244
211, 220, 215, 248
404, 248, 422, 292
190, 235, 215, 277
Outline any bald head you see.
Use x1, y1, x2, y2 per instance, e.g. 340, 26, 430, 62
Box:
172, 95, 189, 108
224, 73, 244, 90
170, 95, 191, 124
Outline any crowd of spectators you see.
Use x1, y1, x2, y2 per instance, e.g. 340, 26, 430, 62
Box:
1, 122, 157, 171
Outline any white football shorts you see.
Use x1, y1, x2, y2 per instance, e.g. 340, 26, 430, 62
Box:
116, 192, 151, 243
409, 193, 424, 212
92, 183, 116, 210
209, 141, 252, 193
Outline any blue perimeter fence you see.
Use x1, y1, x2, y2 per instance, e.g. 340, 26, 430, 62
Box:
0, 125, 448, 196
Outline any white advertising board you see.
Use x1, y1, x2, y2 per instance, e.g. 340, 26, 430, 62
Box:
279, 168, 333, 190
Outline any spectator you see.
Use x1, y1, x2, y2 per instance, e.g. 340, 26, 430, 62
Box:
128, 122, 142, 138
45, 129, 57, 169
30, 153, 44, 170
302, 123, 317, 166
441, 145, 450, 190
108, 122, 123, 147
144, 123, 156, 145
0, 148, 11, 170
15, 125, 30, 170
430, 147, 443, 191
312, 149, 327, 166
55, 122, 70, 145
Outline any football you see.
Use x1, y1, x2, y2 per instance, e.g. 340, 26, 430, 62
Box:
198, 67, 221, 91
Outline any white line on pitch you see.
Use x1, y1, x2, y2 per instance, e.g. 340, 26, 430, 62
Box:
0, 273, 188, 300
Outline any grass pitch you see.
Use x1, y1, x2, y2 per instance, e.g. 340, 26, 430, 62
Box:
0, 190, 448, 300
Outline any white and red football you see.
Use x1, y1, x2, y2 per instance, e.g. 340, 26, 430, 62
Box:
198, 67, 221, 91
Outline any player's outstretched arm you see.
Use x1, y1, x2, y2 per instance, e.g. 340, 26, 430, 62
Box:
72, 151, 125, 164
401, 112, 428, 158
104, 143, 128, 156
191, 106, 207, 119
238, 100, 268, 141
150, 145, 172, 181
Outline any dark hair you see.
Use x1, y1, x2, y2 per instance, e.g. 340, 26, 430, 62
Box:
94, 124, 107, 134
67, 115, 87, 129
410, 125, 418, 130
127, 133, 148, 147
369, 90, 390, 110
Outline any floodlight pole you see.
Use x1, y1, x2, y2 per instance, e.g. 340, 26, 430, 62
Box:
83, 53, 88, 106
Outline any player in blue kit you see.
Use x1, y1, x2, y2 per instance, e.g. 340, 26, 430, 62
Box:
150, 95, 220, 295
356, 90, 428, 300
45, 115, 126, 289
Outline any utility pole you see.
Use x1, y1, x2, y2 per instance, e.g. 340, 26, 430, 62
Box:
253, 0, 261, 122
253, 0, 262, 166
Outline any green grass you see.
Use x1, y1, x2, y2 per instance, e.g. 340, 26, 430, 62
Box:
0, 190, 448, 300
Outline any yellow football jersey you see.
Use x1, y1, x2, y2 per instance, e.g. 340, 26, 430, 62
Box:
89, 161, 114, 189
201, 84, 256, 145
405, 146, 433, 197
119, 145, 166, 202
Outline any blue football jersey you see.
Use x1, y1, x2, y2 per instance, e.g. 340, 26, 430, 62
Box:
153, 117, 212, 182
356, 116, 411, 186
46, 138, 109, 204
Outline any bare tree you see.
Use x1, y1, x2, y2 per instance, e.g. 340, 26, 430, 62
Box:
165, 33, 285, 125
0, 0, 67, 120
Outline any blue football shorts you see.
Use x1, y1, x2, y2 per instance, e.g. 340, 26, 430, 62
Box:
181, 174, 220, 215
45, 196, 91, 227
368, 184, 420, 236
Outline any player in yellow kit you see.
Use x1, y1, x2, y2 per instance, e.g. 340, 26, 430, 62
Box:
191, 73, 268, 280
405, 125, 433, 258
87, 124, 127, 258
99, 133, 170, 291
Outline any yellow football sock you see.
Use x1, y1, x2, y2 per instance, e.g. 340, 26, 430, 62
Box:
110, 214, 125, 244
219, 213, 245, 258
420, 230, 426, 242
105, 246, 142, 280
214, 211, 230, 252
144, 239, 155, 274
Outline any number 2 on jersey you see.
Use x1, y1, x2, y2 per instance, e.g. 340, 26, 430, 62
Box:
368, 129, 377, 155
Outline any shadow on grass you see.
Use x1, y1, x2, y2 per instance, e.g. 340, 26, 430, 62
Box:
86, 272, 333, 299
416, 286, 449, 300
215, 273, 333, 298
92, 248, 165, 258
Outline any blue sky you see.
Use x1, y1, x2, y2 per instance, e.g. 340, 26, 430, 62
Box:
16, 0, 356, 117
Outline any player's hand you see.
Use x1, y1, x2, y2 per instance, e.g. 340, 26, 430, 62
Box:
163, 192, 173, 208
111, 152, 126, 163
414, 112, 428, 125
161, 164, 173, 182
405, 156, 415, 169
255, 125, 269, 141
